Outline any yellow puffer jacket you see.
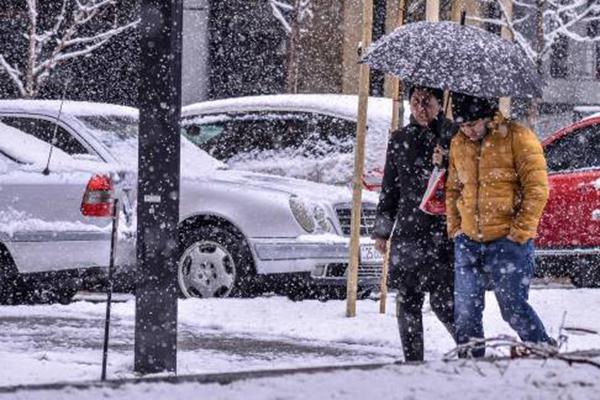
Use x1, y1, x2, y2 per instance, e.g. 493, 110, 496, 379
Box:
446, 112, 549, 244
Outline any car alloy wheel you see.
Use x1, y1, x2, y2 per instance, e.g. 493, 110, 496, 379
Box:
178, 240, 237, 298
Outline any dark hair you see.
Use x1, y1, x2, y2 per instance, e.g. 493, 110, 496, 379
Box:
451, 93, 498, 123
409, 86, 444, 105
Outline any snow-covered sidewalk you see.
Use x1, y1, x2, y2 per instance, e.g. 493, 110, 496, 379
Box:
3, 359, 599, 400
1, 288, 599, 398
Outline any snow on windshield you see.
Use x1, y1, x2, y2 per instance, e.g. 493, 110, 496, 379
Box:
180, 100, 402, 185
76, 114, 226, 174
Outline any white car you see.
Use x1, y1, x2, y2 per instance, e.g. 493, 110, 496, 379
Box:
0, 121, 123, 304
0, 100, 383, 299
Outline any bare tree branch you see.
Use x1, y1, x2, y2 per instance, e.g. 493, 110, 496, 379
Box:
513, 0, 536, 10
482, 0, 600, 72
0, 55, 25, 97
0, 0, 138, 98
269, 0, 313, 35
444, 335, 600, 369
34, 19, 139, 76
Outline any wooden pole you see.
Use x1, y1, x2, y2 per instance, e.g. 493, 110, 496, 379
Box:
499, 0, 513, 117
287, 0, 301, 93
426, 0, 439, 22
346, 0, 373, 318
526, 0, 544, 129
444, 0, 466, 119
450, 0, 464, 23
379, 0, 406, 315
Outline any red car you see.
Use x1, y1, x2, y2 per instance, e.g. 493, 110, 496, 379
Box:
536, 115, 600, 287
365, 116, 600, 287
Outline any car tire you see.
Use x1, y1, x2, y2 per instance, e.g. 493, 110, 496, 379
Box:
570, 260, 600, 288
22, 271, 81, 305
26, 283, 79, 305
178, 224, 256, 298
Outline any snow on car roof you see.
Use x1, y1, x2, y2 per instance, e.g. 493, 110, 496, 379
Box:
182, 94, 395, 127
0, 99, 137, 118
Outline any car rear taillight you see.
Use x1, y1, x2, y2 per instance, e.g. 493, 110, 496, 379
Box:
81, 174, 114, 217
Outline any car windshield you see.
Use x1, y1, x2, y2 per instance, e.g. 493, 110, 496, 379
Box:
76, 114, 226, 172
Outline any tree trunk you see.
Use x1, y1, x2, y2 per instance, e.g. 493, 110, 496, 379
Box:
25, 0, 37, 99
528, 0, 545, 129
286, 0, 301, 93
499, 0, 513, 118
426, 0, 439, 22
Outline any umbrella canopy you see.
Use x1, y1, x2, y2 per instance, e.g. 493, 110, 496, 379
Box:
361, 21, 542, 98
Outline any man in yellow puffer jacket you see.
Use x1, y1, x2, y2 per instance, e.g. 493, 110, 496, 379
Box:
446, 93, 555, 357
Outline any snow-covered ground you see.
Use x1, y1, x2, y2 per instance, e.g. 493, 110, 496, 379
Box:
1, 288, 599, 398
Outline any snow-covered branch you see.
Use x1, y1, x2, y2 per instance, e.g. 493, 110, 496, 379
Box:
474, 0, 600, 72
33, 19, 139, 77
269, 0, 313, 35
0, 55, 25, 96
444, 335, 600, 369
467, 13, 538, 64
0, 0, 138, 98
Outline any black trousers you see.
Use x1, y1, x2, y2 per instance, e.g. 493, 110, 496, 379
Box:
390, 236, 455, 362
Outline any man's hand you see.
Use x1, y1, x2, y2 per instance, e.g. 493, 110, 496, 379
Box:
375, 238, 387, 255
432, 144, 447, 167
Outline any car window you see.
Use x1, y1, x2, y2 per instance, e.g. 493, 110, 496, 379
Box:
0, 116, 89, 155
545, 124, 600, 172
183, 112, 355, 160
183, 113, 310, 159
183, 123, 225, 147
311, 114, 355, 154
76, 114, 225, 172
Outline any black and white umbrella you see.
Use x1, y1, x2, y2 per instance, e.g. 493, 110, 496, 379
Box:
361, 21, 542, 98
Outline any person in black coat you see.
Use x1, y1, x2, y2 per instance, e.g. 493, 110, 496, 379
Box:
372, 86, 457, 361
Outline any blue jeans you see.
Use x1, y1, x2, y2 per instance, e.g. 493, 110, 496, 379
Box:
454, 235, 551, 357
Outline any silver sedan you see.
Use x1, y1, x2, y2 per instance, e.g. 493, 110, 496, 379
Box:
0, 121, 121, 303
0, 100, 383, 300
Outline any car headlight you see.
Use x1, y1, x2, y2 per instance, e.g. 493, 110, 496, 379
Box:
313, 204, 334, 233
289, 196, 334, 234
289, 196, 315, 233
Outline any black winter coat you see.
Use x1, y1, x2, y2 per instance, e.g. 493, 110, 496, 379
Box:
372, 113, 457, 242
373, 113, 457, 291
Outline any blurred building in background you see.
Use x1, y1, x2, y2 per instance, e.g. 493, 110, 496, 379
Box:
0, 0, 598, 135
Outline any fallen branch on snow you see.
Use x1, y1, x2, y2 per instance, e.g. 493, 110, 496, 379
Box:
443, 335, 600, 369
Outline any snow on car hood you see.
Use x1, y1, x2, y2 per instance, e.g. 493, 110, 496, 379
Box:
186, 168, 379, 205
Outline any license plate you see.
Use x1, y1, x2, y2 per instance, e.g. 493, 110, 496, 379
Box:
360, 243, 384, 264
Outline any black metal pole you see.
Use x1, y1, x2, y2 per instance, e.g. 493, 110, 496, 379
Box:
370, 0, 387, 96
101, 198, 120, 381
134, 0, 183, 375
